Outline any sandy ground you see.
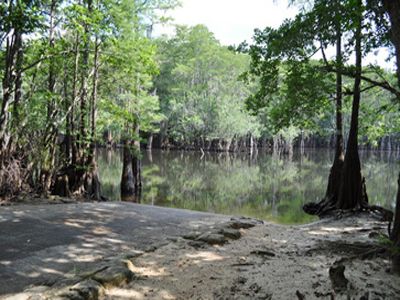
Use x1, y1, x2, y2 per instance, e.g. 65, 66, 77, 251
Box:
103, 216, 400, 300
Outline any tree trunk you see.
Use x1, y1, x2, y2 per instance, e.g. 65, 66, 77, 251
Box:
147, 133, 153, 150
390, 172, 400, 274
0, 27, 20, 162
303, 0, 365, 216
384, 0, 400, 274
43, 0, 58, 194
78, 0, 92, 160
121, 140, 136, 201
71, 32, 80, 166
325, 20, 345, 203
85, 35, 101, 200
337, 0, 367, 210
383, 0, 400, 87
132, 123, 142, 201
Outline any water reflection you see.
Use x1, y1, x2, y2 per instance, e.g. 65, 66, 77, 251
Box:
97, 149, 399, 225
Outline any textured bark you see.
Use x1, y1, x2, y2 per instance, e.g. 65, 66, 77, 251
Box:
337, 1, 366, 210
12, 30, 23, 127
84, 35, 101, 201
78, 0, 92, 159
0, 26, 20, 161
303, 1, 366, 216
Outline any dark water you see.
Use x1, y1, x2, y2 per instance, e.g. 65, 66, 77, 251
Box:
97, 149, 399, 225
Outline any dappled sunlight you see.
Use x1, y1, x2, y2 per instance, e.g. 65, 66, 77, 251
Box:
0, 202, 227, 295
38, 267, 65, 276
105, 286, 177, 300
105, 287, 145, 299
185, 251, 225, 263
129, 262, 169, 277
308, 226, 368, 236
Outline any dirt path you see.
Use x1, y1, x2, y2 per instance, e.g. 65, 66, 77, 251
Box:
103, 216, 400, 300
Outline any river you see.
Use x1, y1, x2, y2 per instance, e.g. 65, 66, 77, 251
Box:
97, 149, 399, 224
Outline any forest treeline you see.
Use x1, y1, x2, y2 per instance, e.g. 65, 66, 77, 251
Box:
0, 0, 400, 272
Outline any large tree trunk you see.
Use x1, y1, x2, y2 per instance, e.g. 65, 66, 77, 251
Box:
121, 140, 135, 201
336, 0, 367, 210
303, 0, 366, 216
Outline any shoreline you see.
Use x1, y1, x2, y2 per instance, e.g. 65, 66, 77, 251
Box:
1, 202, 399, 299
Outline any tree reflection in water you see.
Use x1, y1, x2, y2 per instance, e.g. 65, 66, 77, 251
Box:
97, 149, 398, 224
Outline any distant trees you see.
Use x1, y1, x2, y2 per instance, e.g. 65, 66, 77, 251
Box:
154, 25, 261, 151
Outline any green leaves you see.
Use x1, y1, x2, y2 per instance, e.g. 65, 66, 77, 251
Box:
154, 25, 261, 143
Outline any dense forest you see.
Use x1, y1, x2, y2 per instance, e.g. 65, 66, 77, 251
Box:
0, 0, 400, 273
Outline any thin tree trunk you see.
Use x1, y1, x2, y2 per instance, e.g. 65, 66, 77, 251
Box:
78, 0, 92, 161
43, 0, 58, 194
392, 172, 400, 274
132, 123, 142, 200
325, 19, 344, 202
147, 133, 153, 150
71, 32, 80, 166
85, 35, 101, 200
0, 28, 19, 161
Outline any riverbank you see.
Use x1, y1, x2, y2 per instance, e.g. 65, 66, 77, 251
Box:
101, 215, 400, 300
2, 202, 399, 299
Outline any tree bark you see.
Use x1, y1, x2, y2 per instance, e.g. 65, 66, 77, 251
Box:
84, 35, 101, 200
121, 140, 135, 201
78, 0, 92, 160
0, 25, 20, 162
325, 18, 345, 203
391, 172, 400, 274
132, 123, 142, 200
337, 0, 367, 210
383, 0, 400, 87
383, 0, 400, 274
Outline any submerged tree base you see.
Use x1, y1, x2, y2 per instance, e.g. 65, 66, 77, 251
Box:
51, 163, 103, 201
303, 201, 394, 229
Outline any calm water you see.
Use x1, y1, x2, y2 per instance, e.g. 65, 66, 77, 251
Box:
97, 149, 399, 225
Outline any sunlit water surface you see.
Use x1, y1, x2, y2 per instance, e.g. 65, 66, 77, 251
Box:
98, 149, 399, 225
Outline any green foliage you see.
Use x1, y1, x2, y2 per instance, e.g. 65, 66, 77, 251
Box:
155, 25, 261, 144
